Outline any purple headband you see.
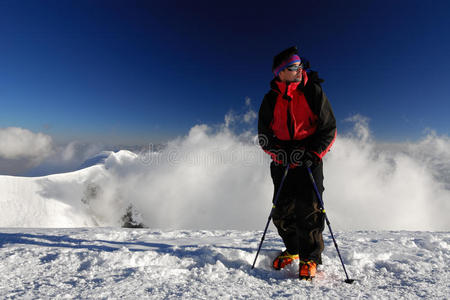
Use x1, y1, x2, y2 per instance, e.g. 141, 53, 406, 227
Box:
273, 55, 301, 76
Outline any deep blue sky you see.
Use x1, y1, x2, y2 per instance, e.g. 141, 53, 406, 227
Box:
1, 0, 449, 144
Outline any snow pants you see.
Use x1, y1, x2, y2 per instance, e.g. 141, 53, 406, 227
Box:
270, 161, 325, 264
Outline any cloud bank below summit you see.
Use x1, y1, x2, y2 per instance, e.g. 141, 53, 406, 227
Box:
0, 127, 53, 175
103, 115, 450, 231
0, 112, 449, 231
0, 127, 53, 160
0, 127, 111, 176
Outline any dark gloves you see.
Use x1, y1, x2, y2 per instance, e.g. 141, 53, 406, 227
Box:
300, 57, 324, 84
301, 151, 321, 168
287, 148, 306, 166
274, 148, 320, 168
273, 147, 304, 166
307, 70, 324, 84
270, 137, 321, 168
301, 57, 310, 69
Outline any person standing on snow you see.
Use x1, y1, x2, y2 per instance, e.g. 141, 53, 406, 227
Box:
257, 46, 336, 280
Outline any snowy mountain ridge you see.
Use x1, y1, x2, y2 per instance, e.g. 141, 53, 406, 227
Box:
0, 150, 136, 228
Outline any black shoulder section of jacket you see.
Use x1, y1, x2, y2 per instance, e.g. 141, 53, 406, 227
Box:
258, 89, 279, 151
300, 78, 337, 157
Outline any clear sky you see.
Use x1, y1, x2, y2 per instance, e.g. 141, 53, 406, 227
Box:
1, 0, 449, 145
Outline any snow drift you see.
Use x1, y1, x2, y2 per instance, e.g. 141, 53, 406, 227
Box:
0, 115, 449, 230
0, 228, 449, 299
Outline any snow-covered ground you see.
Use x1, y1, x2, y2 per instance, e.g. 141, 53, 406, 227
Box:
0, 228, 448, 299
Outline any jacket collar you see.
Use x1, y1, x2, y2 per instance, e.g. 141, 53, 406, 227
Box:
270, 70, 309, 95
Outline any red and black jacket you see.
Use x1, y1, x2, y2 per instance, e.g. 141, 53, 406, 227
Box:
258, 71, 337, 163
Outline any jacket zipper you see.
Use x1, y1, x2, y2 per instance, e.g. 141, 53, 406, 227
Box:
283, 83, 295, 140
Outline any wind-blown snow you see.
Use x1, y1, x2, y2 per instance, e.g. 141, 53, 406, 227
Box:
0, 228, 448, 299
0, 114, 450, 230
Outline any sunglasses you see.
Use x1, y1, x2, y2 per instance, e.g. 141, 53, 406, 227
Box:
286, 64, 303, 71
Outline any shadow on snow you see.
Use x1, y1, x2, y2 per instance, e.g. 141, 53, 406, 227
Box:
0, 231, 289, 281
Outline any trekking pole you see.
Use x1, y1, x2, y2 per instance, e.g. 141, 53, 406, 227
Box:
251, 163, 290, 269
306, 166, 355, 284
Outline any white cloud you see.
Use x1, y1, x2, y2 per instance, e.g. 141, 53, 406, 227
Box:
25, 141, 105, 176
223, 97, 257, 128
243, 110, 257, 124
0, 127, 110, 175
77, 115, 449, 231
325, 117, 450, 231
1, 114, 449, 231
0, 127, 53, 160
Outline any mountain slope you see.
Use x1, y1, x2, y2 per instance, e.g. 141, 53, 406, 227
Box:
0, 151, 139, 227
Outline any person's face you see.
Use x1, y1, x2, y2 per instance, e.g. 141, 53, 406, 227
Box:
279, 63, 303, 83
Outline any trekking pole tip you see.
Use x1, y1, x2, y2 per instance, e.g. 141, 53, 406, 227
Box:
345, 279, 355, 284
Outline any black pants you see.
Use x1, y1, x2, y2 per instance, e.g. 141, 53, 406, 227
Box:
270, 161, 325, 264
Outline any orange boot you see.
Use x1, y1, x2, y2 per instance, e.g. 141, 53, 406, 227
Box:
299, 260, 317, 280
272, 250, 299, 270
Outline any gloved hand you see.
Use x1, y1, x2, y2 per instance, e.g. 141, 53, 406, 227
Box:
288, 147, 306, 166
300, 57, 311, 70
307, 70, 324, 84
300, 151, 321, 168
273, 147, 305, 166
299, 57, 324, 84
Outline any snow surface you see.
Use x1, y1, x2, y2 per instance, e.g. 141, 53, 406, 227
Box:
0, 228, 448, 299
